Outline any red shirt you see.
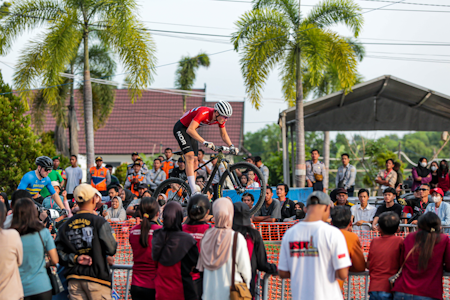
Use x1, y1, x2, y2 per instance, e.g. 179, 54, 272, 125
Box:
129, 223, 162, 289
368, 235, 404, 292
180, 106, 226, 128
392, 232, 450, 299
438, 173, 450, 192
182, 223, 213, 281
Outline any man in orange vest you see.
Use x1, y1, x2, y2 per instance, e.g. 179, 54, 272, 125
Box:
88, 156, 111, 197
161, 148, 177, 179
124, 161, 148, 197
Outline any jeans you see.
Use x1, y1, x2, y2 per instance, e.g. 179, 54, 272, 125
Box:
348, 186, 355, 197
393, 292, 439, 300
369, 291, 393, 300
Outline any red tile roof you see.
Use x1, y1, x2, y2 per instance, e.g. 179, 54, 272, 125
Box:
36, 88, 244, 155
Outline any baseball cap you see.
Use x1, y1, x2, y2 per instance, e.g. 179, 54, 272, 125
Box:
135, 156, 143, 162
95, 156, 103, 161
137, 182, 148, 189
74, 184, 98, 202
133, 160, 141, 166
132, 152, 139, 156
178, 157, 184, 163
105, 164, 113, 168
335, 188, 348, 194
431, 187, 444, 197
51, 181, 60, 188
52, 156, 60, 161
383, 187, 397, 195
306, 191, 332, 206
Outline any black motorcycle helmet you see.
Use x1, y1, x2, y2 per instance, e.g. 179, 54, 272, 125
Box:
35, 156, 53, 169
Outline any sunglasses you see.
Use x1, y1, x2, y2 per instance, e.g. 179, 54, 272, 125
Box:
219, 115, 229, 120
417, 188, 429, 192
43, 167, 52, 172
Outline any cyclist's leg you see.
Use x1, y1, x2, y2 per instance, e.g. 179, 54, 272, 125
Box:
173, 121, 198, 193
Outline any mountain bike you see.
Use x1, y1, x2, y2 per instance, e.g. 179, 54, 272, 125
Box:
154, 146, 266, 215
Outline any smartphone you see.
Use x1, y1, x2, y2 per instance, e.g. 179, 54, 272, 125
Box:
103, 204, 108, 211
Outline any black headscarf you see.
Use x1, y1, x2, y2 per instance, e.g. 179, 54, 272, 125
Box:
122, 189, 134, 209
232, 202, 259, 242
152, 201, 196, 266
416, 157, 431, 178
0, 192, 11, 211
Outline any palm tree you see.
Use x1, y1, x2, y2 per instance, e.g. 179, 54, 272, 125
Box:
0, 0, 156, 170
175, 52, 210, 113
31, 43, 117, 156
232, 0, 363, 187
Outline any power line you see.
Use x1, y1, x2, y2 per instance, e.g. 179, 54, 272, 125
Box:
359, 0, 450, 7
366, 55, 450, 63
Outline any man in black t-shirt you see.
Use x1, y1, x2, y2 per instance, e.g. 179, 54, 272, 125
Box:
372, 187, 402, 230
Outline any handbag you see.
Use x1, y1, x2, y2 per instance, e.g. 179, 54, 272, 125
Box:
230, 232, 252, 300
38, 232, 65, 295
388, 245, 416, 289
337, 167, 349, 188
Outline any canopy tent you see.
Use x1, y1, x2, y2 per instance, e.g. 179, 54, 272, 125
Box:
278, 75, 450, 186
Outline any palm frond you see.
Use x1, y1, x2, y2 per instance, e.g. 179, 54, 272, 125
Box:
279, 45, 297, 107
344, 37, 365, 61
253, 0, 299, 25
175, 52, 210, 91
303, 0, 363, 37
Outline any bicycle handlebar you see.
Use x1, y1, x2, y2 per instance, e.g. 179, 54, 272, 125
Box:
215, 146, 230, 152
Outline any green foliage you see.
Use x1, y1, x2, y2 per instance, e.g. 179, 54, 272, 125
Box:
139, 153, 160, 170
114, 163, 128, 185
39, 131, 70, 168
0, 71, 42, 194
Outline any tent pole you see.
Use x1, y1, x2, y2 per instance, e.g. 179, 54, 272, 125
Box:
281, 112, 290, 186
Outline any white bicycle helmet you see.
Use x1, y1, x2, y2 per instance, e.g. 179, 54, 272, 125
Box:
214, 100, 233, 117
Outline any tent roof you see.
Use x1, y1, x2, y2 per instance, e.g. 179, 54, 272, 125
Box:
280, 75, 450, 131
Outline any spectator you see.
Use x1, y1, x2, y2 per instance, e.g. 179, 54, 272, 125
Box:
42, 181, 69, 214
351, 188, 376, 231
373, 187, 403, 229
126, 184, 150, 216
240, 174, 248, 187
40, 156, 65, 200
367, 212, 404, 300
375, 159, 398, 195
253, 188, 281, 222
425, 188, 450, 233
242, 192, 254, 209
278, 191, 350, 300
254, 156, 269, 185
335, 153, 356, 196
240, 157, 261, 185
3, 190, 33, 229
438, 160, 450, 196
182, 194, 213, 298
246, 170, 260, 188
56, 184, 117, 300
88, 156, 111, 197
11, 198, 58, 300
105, 164, 120, 186
129, 197, 162, 300
52, 155, 67, 181
152, 202, 198, 300
197, 149, 211, 179
394, 162, 403, 195
108, 185, 119, 201
103, 196, 127, 221
293, 202, 306, 220
330, 206, 366, 290
211, 155, 226, 199
169, 157, 187, 181
195, 176, 205, 189
233, 202, 277, 296
197, 198, 251, 300
402, 184, 430, 225
161, 148, 177, 179
306, 149, 328, 192
429, 161, 439, 189
334, 188, 354, 207
127, 152, 149, 176
157, 194, 167, 222
411, 157, 432, 192
147, 158, 166, 191
65, 155, 83, 200
277, 183, 296, 220
392, 212, 450, 300
121, 188, 134, 210
0, 192, 11, 214
0, 201, 23, 300
125, 161, 148, 197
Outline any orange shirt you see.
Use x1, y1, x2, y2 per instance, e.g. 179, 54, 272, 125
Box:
338, 229, 366, 290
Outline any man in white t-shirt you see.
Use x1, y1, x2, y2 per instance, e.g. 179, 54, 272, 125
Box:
278, 191, 351, 300
65, 155, 83, 200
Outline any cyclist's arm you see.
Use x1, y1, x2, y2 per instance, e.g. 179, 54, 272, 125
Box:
47, 181, 64, 209
219, 127, 232, 147
186, 121, 206, 144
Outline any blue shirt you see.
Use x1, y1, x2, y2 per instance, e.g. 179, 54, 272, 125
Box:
19, 228, 55, 296
18, 170, 56, 196
42, 195, 64, 212
425, 201, 450, 233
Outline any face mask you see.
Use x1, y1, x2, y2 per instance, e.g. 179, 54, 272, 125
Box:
431, 166, 437, 171
431, 196, 440, 203
420, 162, 427, 168
158, 199, 166, 206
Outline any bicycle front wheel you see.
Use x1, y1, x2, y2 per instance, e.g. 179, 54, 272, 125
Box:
217, 162, 266, 215
154, 178, 191, 205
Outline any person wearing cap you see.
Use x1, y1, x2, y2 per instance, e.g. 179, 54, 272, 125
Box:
40, 156, 65, 200
254, 156, 269, 185
169, 157, 187, 181
52, 155, 67, 180
278, 191, 351, 300
425, 187, 450, 233
42, 181, 68, 214
372, 187, 403, 229
105, 164, 120, 186
334, 188, 354, 207
147, 158, 166, 191
306, 149, 328, 193
127, 152, 149, 176
55, 184, 117, 300
401, 184, 430, 225
88, 157, 111, 197
125, 161, 149, 197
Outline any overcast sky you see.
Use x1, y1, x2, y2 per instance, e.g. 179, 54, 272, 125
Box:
0, 0, 449, 140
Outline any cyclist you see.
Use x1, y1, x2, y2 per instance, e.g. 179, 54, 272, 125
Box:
173, 100, 238, 194
17, 156, 66, 211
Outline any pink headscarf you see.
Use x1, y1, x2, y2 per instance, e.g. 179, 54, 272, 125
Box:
196, 198, 234, 271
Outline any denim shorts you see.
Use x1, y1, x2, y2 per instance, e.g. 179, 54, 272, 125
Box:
393, 292, 439, 300
369, 291, 393, 300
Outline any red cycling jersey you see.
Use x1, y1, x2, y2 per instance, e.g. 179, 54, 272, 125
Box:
180, 106, 226, 128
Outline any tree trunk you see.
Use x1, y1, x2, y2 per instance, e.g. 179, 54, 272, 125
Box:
68, 64, 79, 156
295, 46, 306, 187
55, 124, 70, 157
83, 29, 95, 170
183, 94, 187, 113
323, 131, 330, 188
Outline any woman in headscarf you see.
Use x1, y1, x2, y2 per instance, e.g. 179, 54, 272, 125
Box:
438, 160, 450, 195
232, 202, 277, 297
412, 157, 432, 191
197, 198, 251, 300
104, 196, 127, 221
152, 202, 198, 300
121, 188, 135, 209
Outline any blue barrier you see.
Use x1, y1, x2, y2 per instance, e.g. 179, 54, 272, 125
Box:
222, 187, 313, 204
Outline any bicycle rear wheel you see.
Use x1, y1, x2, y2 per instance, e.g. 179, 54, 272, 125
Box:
154, 178, 191, 205
217, 162, 266, 215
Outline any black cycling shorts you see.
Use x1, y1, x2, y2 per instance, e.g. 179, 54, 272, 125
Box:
173, 120, 198, 156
